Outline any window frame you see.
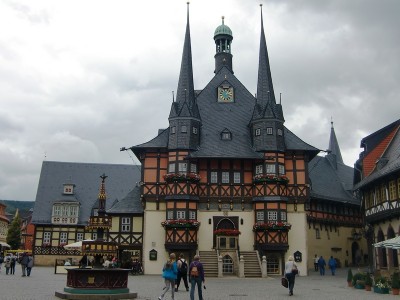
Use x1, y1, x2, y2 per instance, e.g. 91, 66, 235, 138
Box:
121, 217, 131, 232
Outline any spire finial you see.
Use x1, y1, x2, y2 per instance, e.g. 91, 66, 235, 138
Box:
331, 116, 333, 128
280, 92, 282, 104
172, 91, 175, 103
222, 16, 225, 25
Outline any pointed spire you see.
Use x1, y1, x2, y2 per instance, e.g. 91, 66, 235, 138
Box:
328, 120, 344, 164
170, 2, 198, 119
97, 173, 108, 215
256, 4, 276, 111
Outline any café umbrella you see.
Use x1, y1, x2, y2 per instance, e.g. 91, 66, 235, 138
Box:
63, 239, 93, 250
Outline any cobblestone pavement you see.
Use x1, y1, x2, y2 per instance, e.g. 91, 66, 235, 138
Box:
0, 267, 397, 300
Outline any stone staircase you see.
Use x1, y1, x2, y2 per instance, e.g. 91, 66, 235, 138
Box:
241, 251, 262, 277
199, 250, 218, 277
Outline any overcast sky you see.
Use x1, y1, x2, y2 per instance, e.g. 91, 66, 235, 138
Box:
1, 0, 399, 201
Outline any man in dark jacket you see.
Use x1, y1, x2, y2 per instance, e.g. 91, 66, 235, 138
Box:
20, 252, 29, 277
189, 255, 205, 300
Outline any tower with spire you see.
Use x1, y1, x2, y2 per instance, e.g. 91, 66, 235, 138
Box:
168, 2, 201, 151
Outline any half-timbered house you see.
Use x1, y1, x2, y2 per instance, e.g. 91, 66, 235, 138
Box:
129, 5, 320, 276
354, 119, 400, 271
307, 122, 366, 270
31, 161, 140, 265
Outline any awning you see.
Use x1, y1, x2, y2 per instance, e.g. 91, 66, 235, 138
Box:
374, 236, 400, 249
0, 241, 11, 248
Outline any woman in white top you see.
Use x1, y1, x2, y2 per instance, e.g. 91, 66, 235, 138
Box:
284, 256, 297, 296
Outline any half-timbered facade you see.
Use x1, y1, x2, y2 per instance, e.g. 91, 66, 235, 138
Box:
130, 5, 320, 276
31, 161, 140, 265
306, 122, 366, 270
0, 203, 10, 251
354, 119, 400, 271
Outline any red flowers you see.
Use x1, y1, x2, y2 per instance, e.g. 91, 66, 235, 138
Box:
163, 173, 201, 183
253, 174, 289, 183
253, 222, 292, 231
213, 229, 241, 236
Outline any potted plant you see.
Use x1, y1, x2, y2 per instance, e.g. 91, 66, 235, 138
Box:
391, 272, 400, 295
374, 276, 390, 294
347, 269, 353, 287
352, 272, 365, 289
364, 272, 372, 291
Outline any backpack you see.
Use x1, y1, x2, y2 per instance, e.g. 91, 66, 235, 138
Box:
179, 259, 188, 274
190, 262, 199, 277
164, 260, 172, 270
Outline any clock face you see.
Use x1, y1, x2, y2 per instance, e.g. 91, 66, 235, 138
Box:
218, 87, 234, 102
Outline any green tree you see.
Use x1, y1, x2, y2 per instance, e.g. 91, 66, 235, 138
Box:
6, 212, 21, 249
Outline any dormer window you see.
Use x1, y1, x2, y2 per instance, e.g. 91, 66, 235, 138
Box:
221, 129, 232, 140
181, 125, 187, 133
171, 126, 176, 134
52, 202, 80, 225
277, 128, 283, 136
63, 184, 75, 195
193, 127, 198, 134
255, 128, 261, 136
266, 127, 273, 135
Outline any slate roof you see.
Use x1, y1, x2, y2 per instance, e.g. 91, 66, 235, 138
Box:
132, 67, 319, 159
309, 155, 358, 205
107, 185, 143, 214
355, 124, 400, 189
32, 161, 141, 225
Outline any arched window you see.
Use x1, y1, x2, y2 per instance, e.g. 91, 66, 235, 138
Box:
387, 226, 398, 268
377, 229, 387, 268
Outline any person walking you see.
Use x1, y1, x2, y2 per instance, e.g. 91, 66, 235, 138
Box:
4, 254, 11, 275
285, 256, 298, 296
318, 256, 326, 276
26, 254, 34, 276
20, 252, 29, 277
189, 255, 205, 300
158, 253, 178, 300
314, 254, 319, 271
328, 256, 337, 275
175, 253, 189, 292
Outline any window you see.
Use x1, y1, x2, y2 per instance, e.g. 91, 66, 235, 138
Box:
280, 211, 287, 221
167, 210, 174, 220
63, 184, 74, 194
193, 127, 198, 134
60, 232, 67, 244
389, 180, 396, 200
222, 172, 229, 184
76, 233, 83, 241
277, 128, 283, 136
168, 163, 176, 173
121, 217, 131, 232
189, 211, 196, 220
176, 211, 185, 219
255, 128, 261, 136
171, 126, 176, 134
221, 132, 231, 140
266, 127, 273, 135
43, 232, 51, 244
181, 125, 187, 133
316, 229, 320, 239
267, 211, 278, 221
52, 203, 79, 224
53, 205, 61, 216
266, 164, 276, 174
210, 171, 218, 183
278, 165, 285, 175
92, 233, 97, 240
190, 163, 197, 173
256, 211, 264, 223
233, 172, 241, 184
255, 165, 263, 175
178, 163, 187, 173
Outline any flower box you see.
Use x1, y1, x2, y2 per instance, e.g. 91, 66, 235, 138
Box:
161, 219, 200, 228
213, 229, 241, 236
253, 174, 289, 184
253, 222, 292, 231
164, 173, 200, 183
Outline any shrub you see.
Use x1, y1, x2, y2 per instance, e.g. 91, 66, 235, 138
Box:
352, 272, 366, 286
347, 269, 353, 282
